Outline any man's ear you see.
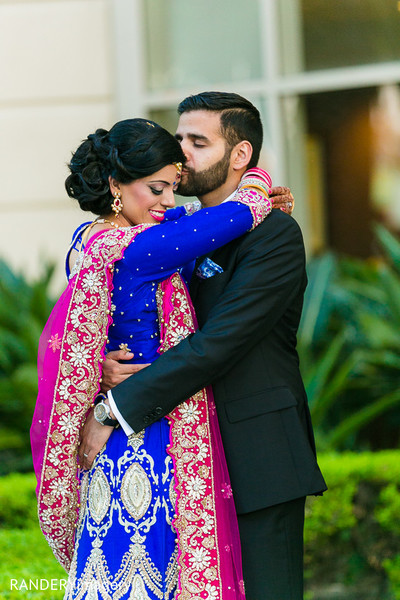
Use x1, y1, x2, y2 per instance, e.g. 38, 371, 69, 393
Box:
230, 141, 253, 172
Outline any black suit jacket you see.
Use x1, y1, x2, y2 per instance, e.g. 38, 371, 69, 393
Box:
112, 210, 327, 514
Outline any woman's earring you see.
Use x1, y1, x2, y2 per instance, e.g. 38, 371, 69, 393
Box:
111, 191, 123, 217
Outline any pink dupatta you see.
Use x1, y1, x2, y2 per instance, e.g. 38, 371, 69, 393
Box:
31, 226, 245, 598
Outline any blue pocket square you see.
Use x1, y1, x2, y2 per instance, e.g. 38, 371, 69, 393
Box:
196, 258, 224, 279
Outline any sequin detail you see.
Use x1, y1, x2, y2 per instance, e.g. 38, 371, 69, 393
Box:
121, 464, 152, 521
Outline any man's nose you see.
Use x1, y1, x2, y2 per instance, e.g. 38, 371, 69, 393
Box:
179, 139, 191, 161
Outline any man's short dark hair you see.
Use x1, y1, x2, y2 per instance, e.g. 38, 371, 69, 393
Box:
177, 91, 263, 169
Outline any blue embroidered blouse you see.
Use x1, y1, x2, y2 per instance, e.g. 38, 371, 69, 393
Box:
66, 201, 254, 366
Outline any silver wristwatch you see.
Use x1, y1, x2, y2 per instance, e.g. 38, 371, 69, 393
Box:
93, 395, 118, 427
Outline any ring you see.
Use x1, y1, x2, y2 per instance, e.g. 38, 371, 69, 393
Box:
83, 453, 89, 458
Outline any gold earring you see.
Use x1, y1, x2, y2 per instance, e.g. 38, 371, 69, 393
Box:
111, 191, 123, 217
173, 162, 183, 187
173, 162, 183, 178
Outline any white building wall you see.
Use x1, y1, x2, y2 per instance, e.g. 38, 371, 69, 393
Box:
0, 0, 116, 290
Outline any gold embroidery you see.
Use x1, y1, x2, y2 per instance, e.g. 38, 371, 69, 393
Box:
169, 476, 177, 518
165, 546, 179, 600
121, 463, 152, 521
129, 574, 152, 600
38, 225, 154, 569
127, 431, 145, 453
88, 468, 111, 525
65, 437, 178, 599
157, 274, 225, 598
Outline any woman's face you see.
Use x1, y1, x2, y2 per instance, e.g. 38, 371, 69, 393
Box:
110, 164, 180, 225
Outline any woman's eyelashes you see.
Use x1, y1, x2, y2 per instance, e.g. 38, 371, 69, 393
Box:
150, 187, 163, 196
150, 185, 178, 195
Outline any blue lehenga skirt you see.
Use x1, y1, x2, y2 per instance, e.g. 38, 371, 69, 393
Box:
64, 419, 178, 600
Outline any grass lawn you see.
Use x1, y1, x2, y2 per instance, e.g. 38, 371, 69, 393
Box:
0, 528, 66, 599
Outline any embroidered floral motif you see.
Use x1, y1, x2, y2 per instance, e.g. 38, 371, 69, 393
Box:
70, 306, 83, 328
58, 413, 79, 436
81, 271, 101, 293
48, 334, 62, 352
196, 441, 209, 462
204, 583, 219, 600
189, 547, 211, 570
68, 342, 91, 367
58, 377, 72, 400
186, 475, 207, 501
221, 483, 233, 499
118, 342, 131, 353
178, 400, 201, 424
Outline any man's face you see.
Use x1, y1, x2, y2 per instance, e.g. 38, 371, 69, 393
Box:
175, 110, 232, 198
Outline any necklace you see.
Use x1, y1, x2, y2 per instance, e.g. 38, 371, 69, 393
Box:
95, 218, 120, 229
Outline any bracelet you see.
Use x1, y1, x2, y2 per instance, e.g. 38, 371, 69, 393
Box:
242, 168, 272, 188
239, 177, 270, 196
240, 183, 270, 197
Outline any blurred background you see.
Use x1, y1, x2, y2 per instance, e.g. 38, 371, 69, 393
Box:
1, 1, 400, 599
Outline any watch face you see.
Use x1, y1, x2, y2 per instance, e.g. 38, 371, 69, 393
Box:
94, 402, 108, 422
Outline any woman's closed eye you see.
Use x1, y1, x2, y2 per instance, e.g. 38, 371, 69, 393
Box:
150, 187, 163, 196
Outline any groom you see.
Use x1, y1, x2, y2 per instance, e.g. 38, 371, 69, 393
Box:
81, 92, 327, 599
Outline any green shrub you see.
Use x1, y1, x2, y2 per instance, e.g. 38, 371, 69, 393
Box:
0, 260, 56, 475
299, 226, 400, 452
0, 473, 65, 598
0, 472, 38, 529
0, 528, 65, 599
383, 555, 400, 600
305, 451, 400, 599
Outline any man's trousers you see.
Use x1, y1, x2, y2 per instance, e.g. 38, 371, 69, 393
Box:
237, 497, 306, 600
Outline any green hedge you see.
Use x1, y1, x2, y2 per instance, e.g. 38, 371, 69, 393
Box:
0, 529, 65, 600
1, 453, 400, 599
0, 472, 38, 529
305, 452, 400, 600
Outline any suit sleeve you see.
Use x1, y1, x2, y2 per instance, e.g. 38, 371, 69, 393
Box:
112, 213, 306, 432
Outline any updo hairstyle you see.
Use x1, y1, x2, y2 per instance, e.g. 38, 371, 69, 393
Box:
65, 118, 185, 215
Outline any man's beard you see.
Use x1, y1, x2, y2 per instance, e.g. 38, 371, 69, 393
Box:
178, 147, 231, 197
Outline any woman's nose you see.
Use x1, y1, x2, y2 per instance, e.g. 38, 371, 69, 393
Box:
161, 188, 175, 208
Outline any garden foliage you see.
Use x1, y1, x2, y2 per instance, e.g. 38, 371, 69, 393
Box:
0, 260, 56, 474
298, 225, 400, 451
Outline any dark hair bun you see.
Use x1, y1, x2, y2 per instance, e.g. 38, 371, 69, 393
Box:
65, 119, 185, 216
65, 128, 112, 214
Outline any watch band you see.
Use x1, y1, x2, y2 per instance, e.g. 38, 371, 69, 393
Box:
101, 416, 119, 427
